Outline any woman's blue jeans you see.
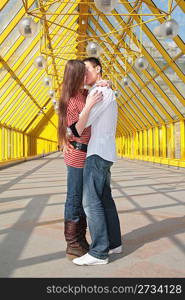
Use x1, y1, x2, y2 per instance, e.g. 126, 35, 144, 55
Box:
82, 155, 122, 259
64, 165, 85, 222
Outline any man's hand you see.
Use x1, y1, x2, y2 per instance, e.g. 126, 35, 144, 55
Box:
63, 142, 74, 154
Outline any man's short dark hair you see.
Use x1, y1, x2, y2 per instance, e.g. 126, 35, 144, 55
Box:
83, 57, 102, 75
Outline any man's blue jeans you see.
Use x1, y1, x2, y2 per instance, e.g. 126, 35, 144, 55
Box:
83, 155, 121, 259
65, 166, 85, 221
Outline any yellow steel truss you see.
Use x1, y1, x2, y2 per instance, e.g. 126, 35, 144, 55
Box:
0, 0, 185, 167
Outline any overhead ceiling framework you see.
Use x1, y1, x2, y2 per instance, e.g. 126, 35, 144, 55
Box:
0, 0, 185, 140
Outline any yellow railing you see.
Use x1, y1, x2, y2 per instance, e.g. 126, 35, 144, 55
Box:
116, 120, 185, 168
0, 125, 58, 164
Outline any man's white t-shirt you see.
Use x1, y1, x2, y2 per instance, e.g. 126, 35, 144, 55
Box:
83, 84, 118, 162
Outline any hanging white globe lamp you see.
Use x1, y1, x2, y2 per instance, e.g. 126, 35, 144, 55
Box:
51, 99, 57, 105
122, 76, 129, 87
94, 0, 119, 13
160, 19, 179, 39
114, 90, 120, 97
54, 104, 59, 113
43, 77, 52, 86
34, 55, 46, 70
48, 90, 55, 98
18, 17, 37, 38
86, 41, 102, 57
135, 56, 148, 70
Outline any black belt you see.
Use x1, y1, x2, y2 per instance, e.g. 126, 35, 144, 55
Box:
70, 141, 87, 152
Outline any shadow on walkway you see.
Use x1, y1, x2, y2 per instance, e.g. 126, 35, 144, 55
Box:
110, 215, 185, 262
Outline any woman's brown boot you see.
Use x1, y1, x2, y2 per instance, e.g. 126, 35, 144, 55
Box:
64, 220, 88, 260
79, 216, 89, 250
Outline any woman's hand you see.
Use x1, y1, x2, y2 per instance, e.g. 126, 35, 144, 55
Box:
85, 90, 103, 108
75, 91, 103, 136
96, 80, 112, 88
62, 142, 74, 154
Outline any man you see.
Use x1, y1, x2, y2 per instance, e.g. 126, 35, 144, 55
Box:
72, 57, 122, 266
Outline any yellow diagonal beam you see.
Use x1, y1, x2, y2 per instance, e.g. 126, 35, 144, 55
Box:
87, 26, 152, 128
76, 0, 90, 59
16, 38, 77, 131
88, 24, 165, 125
174, 0, 185, 13
116, 92, 144, 130
0, 56, 56, 129
118, 105, 137, 133
117, 118, 129, 135
0, 1, 74, 100
115, 76, 159, 126
122, 0, 185, 106
38, 0, 60, 87
11, 25, 78, 131
89, 13, 168, 124
118, 108, 134, 134
0, 0, 9, 11
0, 0, 35, 44
21, 35, 78, 132
93, 9, 184, 120
0, 3, 78, 130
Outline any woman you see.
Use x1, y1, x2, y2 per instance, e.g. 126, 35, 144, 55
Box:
58, 60, 103, 260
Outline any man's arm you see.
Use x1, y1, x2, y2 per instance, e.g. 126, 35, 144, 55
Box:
81, 87, 115, 128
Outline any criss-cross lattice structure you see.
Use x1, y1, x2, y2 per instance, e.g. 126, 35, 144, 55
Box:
0, 0, 185, 167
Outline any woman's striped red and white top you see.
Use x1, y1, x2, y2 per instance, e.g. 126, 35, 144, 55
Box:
64, 90, 91, 168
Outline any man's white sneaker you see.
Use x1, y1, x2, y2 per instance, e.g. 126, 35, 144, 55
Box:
108, 245, 123, 255
72, 253, 108, 266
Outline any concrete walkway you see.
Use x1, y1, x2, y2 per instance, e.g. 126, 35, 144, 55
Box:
0, 152, 185, 278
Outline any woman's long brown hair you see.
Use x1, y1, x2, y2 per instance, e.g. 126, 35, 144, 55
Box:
58, 60, 86, 146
